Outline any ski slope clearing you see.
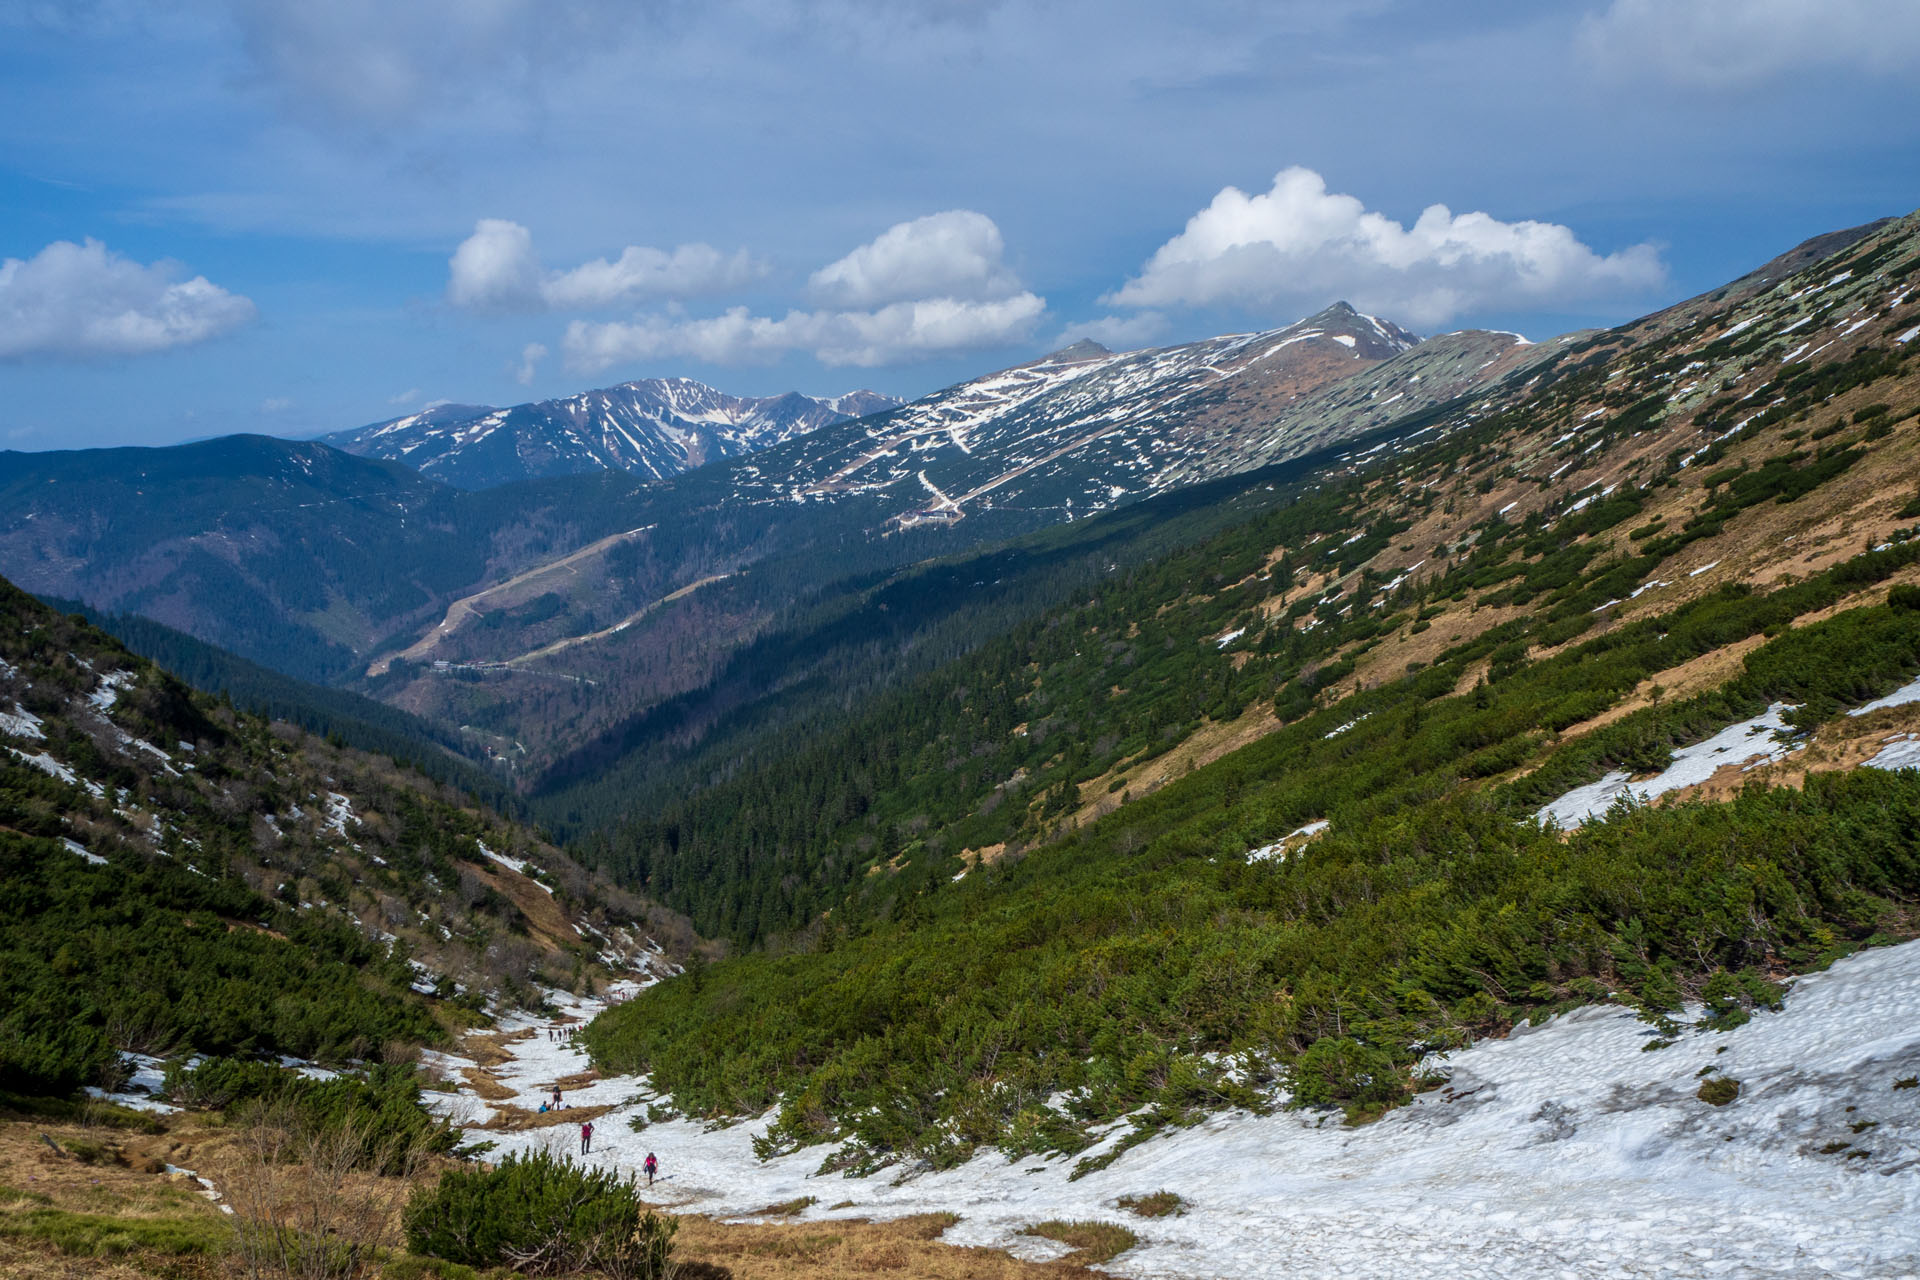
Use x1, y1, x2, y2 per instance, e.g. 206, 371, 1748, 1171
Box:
431, 939, 1920, 1279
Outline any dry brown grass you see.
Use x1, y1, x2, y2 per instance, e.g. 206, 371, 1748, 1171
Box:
456, 1027, 536, 1070
4, 1118, 1098, 1280
478, 1100, 620, 1133
454, 1068, 515, 1103
668, 1211, 1105, 1280
1016, 1219, 1139, 1267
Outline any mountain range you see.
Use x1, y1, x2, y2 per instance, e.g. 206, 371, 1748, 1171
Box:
325, 379, 901, 490
4, 207, 1920, 1280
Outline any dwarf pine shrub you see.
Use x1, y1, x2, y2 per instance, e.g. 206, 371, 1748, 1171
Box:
403, 1150, 675, 1279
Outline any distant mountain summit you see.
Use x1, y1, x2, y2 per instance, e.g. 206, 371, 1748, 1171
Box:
326, 378, 903, 489
728, 301, 1474, 526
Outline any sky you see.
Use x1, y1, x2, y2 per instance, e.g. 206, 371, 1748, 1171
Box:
1, 0, 1918, 451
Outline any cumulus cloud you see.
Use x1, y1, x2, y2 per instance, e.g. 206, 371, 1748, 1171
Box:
1054, 311, 1169, 352
562, 210, 1045, 370
0, 238, 256, 360
447, 219, 764, 312
1579, 0, 1920, 89
565, 295, 1046, 371
1106, 167, 1666, 329
809, 210, 1023, 307
514, 341, 547, 385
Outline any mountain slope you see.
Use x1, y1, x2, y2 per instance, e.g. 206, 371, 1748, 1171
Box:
571, 209, 1920, 1173
0, 436, 672, 682
327, 378, 900, 489
0, 575, 684, 1096
726, 303, 1510, 526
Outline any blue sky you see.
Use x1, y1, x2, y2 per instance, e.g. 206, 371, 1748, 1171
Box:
2, 0, 1917, 450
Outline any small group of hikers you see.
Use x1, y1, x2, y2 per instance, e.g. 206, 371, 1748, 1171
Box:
545, 1026, 576, 1043
572, 1121, 661, 1187
537, 1085, 566, 1114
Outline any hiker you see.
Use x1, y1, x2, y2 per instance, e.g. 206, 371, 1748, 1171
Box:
580, 1121, 594, 1155
553, 1086, 563, 1108
538, 1100, 549, 1114
644, 1152, 658, 1186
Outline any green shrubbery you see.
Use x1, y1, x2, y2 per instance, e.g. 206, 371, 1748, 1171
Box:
584, 549, 1920, 1166
165, 1058, 456, 1173
403, 1150, 675, 1279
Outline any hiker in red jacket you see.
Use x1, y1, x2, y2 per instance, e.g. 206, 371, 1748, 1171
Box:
580, 1121, 594, 1155
644, 1152, 658, 1186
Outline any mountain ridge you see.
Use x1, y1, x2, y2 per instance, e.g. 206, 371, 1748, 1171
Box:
326, 377, 903, 490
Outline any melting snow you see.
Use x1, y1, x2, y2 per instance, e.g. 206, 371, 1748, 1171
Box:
1246, 819, 1330, 863
1866, 735, 1920, 771
1537, 703, 1800, 829
9, 746, 78, 785
88, 668, 135, 711
62, 838, 106, 866
1848, 674, 1920, 718
1322, 713, 1370, 740
0, 703, 45, 739
431, 941, 1920, 1280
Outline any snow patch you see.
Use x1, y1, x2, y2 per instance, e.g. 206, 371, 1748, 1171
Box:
1848, 674, 1920, 718
62, 837, 106, 866
0, 703, 45, 739
1538, 703, 1801, 829
1246, 819, 1330, 863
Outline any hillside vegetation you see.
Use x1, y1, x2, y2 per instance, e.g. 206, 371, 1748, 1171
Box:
0, 580, 679, 1099
583, 211, 1920, 1170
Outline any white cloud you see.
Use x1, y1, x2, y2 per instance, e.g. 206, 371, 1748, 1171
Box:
514, 341, 547, 385
447, 219, 763, 312
1579, 0, 1920, 89
564, 294, 1046, 371
261, 396, 292, 411
562, 210, 1045, 370
809, 210, 1022, 307
388, 387, 423, 405
1106, 167, 1666, 329
1054, 311, 1169, 352
448, 219, 543, 310
0, 238, 256, 360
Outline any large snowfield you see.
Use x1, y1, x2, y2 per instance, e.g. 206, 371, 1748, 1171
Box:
426, 939, 1920, 1279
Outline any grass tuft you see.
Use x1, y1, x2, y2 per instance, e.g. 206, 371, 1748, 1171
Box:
751, 1196, 818, 1217
1018, 1219, 1139, 1266
1116, 1190, 1186, 1218
1696, 1077, 1741, 1106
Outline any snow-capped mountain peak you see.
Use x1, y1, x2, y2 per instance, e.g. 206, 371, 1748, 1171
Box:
326, 378, 902, 489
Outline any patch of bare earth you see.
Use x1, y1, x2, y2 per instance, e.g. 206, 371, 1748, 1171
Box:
1072, 699, 1280, 825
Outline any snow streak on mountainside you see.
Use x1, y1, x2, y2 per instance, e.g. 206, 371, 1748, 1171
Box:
328, 379, 901, 489
728, 303, 1538, 527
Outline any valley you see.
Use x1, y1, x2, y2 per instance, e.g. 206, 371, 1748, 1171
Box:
5, 207, 1920, 1280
